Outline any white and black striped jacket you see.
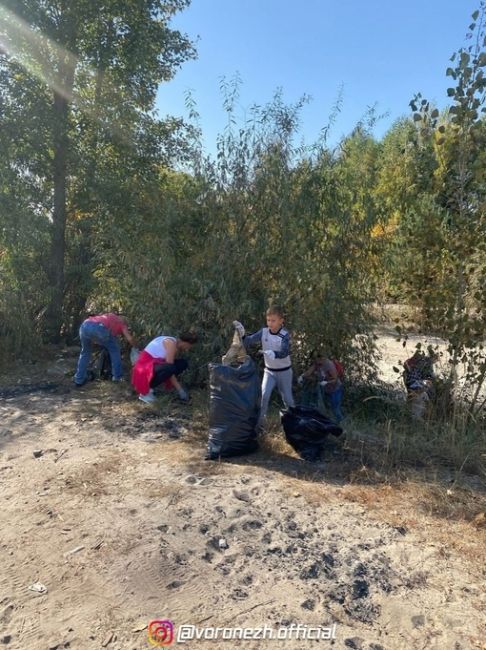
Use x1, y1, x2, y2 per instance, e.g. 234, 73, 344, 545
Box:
243, 327, 291, 371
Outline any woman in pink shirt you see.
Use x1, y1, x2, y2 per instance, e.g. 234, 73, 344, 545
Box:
74, 313, 136, 386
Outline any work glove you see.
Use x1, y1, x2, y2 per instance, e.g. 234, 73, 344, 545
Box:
130, 347, 140, 365
297, 374, 304, 386
232, 320, 245, 337
262, 350, 276, 361
177, 388, 190, 402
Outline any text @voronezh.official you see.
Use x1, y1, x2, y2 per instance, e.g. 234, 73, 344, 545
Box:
148, 620, 338, 645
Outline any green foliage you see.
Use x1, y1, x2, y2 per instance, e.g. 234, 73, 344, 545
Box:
92, 83, 381, 383
0, 0, 196, 342
0, 0, 485, 435
396, 4, 486, 420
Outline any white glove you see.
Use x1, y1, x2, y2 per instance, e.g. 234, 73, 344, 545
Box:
319, 380, 329, 387
232, 320, 245, 337
297, 374, 304, 386
130, 347, 140, 365
263, 350, 276, 360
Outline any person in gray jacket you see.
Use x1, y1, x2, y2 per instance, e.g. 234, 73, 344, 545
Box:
234, 305, 295, 432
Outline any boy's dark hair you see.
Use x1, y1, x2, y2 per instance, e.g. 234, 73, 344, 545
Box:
179, 331, 198, 345
266, 305, 284, 318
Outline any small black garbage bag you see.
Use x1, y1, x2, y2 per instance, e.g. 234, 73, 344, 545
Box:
88, 348, 112, 380
206, 358, 261, 460
281, 405, 342, 458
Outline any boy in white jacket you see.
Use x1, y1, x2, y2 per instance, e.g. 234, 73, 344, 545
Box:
234, 305, 295, 431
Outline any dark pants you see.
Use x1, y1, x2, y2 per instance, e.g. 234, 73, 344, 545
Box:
150, 359, 188, 389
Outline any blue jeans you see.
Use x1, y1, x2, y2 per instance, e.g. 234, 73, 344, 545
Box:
74, 321, 123, 384
322, 386, 344, 423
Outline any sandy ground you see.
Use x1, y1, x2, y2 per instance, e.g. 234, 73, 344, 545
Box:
0, 338, 485, 650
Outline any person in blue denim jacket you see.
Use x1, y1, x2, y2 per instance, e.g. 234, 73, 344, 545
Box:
74, 313, 137, 386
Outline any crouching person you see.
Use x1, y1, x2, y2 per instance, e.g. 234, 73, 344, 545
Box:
132, 332, 197, 404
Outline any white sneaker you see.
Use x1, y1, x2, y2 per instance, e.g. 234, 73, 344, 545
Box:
139, 390, 156, 404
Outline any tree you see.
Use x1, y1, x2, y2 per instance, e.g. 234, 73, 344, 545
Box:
0, 0, 195, 340
407, 4, 486, 419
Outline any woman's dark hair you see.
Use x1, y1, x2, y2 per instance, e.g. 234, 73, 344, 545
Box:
179, 331, 198, 345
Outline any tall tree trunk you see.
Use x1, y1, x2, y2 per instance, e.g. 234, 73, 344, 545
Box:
44, 11, 76, 342
68, 24, 113, 338
45, 91, 69, 341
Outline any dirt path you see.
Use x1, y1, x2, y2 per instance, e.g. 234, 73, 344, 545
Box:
0, 351, 485, 650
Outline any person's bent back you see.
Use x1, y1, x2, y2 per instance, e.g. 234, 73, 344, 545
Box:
74, 312, 136, 386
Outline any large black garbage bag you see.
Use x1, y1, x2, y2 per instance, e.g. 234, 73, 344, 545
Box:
281, 405, 342, 456
206, 358, 261, 460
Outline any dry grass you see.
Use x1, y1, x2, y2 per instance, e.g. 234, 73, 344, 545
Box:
343, 409, 486, 476
259, 431, 291, 457
243, 405, 486, 563
344, 480, 486, 557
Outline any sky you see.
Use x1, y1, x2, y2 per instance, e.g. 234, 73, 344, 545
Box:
156, 0, 479, 154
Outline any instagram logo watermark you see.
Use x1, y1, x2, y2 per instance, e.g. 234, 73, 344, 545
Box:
148, 620, 174, 646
